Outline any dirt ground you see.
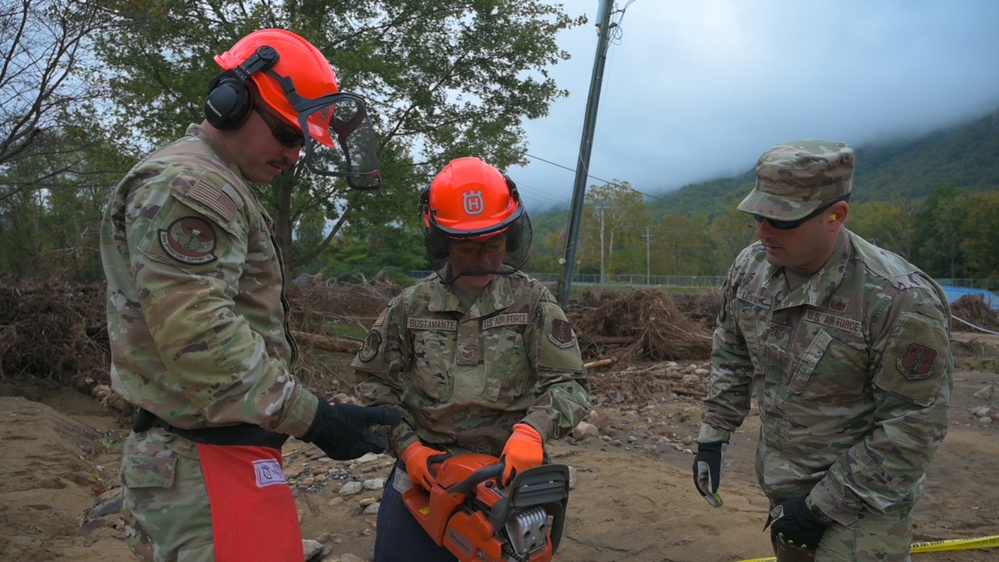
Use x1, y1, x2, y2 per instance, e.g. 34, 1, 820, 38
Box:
1, 332, 997, 562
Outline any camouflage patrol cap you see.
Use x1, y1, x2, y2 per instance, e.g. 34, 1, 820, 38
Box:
737, 139, 854, 220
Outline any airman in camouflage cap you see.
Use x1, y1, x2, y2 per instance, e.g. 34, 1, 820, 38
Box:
738, 139, 854, 220
694, 139, 952, 561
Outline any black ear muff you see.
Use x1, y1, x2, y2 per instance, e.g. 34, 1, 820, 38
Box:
205, 72, 252, 130
204, 45, 281, 130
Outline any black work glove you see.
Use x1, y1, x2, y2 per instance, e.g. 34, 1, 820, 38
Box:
692, 441, 727, 507
768, 496, 830, 551
302, 401, 402, 460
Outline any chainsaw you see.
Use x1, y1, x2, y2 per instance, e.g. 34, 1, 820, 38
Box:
402, 453, 571, 562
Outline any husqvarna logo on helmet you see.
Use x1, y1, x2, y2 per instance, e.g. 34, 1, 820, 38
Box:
463, 190, 485, 215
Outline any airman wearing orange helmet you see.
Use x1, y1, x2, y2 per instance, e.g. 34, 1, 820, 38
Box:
351, 157, 590, 562
101, 29, 396, 561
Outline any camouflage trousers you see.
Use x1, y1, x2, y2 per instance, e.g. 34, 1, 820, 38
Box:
770, 507, 913, 562
119, 429, 216, 561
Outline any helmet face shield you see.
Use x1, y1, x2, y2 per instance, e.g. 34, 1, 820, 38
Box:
294, 93, 381, 190
424, 214, 533, 281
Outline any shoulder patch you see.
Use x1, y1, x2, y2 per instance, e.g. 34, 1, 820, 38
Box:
548, 318, 576, 349
357, 329, 382, 363
874, 311, 949, 406
897, 343, 938, 379
158, 217, 218, 264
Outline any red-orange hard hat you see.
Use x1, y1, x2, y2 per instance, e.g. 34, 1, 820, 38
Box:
424, 157, 523, 237
214, 29, 339, 147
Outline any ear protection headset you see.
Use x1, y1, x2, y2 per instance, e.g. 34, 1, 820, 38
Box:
204, 46, 280, 130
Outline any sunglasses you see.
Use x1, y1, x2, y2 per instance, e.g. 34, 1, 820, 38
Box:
752, 198, 846, 230
253, 106, 305, 148
449, 236, 507, 259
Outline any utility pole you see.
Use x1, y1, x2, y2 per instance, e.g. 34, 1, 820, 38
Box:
556, 0, 615, 305
645, 227, 651, 285
598, 205, 607, 284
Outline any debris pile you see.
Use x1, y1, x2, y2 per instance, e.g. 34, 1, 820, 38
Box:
572, 288, 715, 364
950, 294, 999, 332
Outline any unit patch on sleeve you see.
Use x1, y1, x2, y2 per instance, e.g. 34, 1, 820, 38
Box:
548, 319, 576, 349
357, 329, 382, 363
158, 217, 218, 264
897, 343, 938, 380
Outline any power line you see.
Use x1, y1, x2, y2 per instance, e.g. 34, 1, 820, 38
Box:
525, 152, 668, 202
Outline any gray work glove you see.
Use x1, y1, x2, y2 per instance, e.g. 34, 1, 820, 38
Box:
692, 441, 728, 507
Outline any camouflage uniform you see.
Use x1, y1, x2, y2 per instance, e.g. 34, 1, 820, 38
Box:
353, 269, 589, 456
699, 140, 953, 561
101, 124, 319, 560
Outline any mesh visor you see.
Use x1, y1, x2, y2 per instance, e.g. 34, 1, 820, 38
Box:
424, 213, 533, 283
296, 94, 381, 190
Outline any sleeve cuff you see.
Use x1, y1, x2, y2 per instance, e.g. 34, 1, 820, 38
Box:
697, 423, 732, 444
279, 390, 320, 438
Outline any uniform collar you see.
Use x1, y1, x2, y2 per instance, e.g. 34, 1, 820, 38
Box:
428, 272, 515, 318
186, 123, 248, 184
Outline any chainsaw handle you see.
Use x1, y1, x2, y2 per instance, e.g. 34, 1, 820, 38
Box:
446, 460, 505, 496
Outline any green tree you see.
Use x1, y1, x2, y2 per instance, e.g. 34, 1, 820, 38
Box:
0, 0, 117, 278
706, 202, 755, 274
962, 192, 999, 279
652, 213, 715, 276
846, 199, 918, 261
579, 181, 650, 280
912, 185, 969, 278
90, 1, 585, 278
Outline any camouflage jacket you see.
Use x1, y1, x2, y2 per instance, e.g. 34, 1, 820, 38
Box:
99, 124, 318, 437
698, 229, 953, 525
352, 270, 590, 456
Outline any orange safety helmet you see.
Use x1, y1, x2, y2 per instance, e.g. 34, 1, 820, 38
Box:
206, 29, 381, 188
211, 28, 339, 147
421, 157, 532, 276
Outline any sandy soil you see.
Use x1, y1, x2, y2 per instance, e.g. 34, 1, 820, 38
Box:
1, 332, 997, 562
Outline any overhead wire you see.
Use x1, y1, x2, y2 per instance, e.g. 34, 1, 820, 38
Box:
522, 1, 672, 205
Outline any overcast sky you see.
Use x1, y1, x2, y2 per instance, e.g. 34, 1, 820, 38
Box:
507, 0, 999, 212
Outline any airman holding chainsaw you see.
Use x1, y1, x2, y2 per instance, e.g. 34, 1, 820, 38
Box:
693, 140, 954, 561
352, 157, 590, 561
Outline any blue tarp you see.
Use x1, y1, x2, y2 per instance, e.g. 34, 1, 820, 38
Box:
939, 285, 999, 311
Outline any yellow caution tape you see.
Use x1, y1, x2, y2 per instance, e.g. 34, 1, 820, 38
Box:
910, 534, 999, 553
737, 534, 999, 562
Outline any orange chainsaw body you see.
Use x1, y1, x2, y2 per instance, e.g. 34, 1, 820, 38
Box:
402, 454, 569, 562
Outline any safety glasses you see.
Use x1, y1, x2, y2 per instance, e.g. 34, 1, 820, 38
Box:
449, 236, 507, 259
752, 197, 847, 230
253, 106, 304, 148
